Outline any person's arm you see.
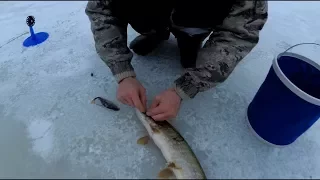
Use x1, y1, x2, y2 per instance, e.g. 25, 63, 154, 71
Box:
173, 0, 268, 99
85, 0, 135, 83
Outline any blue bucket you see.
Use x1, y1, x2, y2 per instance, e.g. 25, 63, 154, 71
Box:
247, 43, 320, 146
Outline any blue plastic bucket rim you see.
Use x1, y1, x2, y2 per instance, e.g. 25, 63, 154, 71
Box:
273, 52, 320, 106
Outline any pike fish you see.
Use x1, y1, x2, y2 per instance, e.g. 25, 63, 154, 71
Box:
135, 108, 207, 179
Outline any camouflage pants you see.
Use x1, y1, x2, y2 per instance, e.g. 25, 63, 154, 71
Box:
170, 26, 212, 68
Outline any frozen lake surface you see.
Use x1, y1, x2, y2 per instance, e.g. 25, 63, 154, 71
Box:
1, 1, 320, 178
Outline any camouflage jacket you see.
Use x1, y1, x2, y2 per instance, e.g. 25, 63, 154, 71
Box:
85, 0, 268, 100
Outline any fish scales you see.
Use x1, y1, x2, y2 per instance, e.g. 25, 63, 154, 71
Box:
135, 108, 206, 179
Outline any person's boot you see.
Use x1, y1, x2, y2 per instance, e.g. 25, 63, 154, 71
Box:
129, 31, 170, 56
177, 36, 202, 68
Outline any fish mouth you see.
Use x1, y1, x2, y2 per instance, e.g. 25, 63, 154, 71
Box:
141, 112, 154, 119
141, 112, 170, 127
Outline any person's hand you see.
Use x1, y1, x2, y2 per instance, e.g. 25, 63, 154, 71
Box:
117, 77, 147, 112
146, 88, 182, 121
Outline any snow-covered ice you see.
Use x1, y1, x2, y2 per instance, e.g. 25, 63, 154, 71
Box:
1, 1, 320, 179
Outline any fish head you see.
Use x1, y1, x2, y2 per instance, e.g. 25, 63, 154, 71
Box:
134, 108, 158, 126
134, 108, 163, 133
135, 108, 151, 122
135, 109, 184, 142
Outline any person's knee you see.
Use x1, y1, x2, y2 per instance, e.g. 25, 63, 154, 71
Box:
129, 30, 169, 56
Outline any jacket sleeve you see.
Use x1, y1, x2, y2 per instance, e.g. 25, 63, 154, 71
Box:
85, 0, 135, 83
173, 0, 268, 100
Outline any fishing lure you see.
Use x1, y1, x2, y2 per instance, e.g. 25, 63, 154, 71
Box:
91, 97, 120, 111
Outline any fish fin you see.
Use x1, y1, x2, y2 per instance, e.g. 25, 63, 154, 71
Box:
137, 136, 149, 145
158, 167, 174, 179
167, 162, 182, 170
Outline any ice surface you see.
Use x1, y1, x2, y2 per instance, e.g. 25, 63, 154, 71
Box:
1, 1, 320, 179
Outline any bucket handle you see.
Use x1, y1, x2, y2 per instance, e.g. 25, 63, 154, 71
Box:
284, 42, 320, 53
